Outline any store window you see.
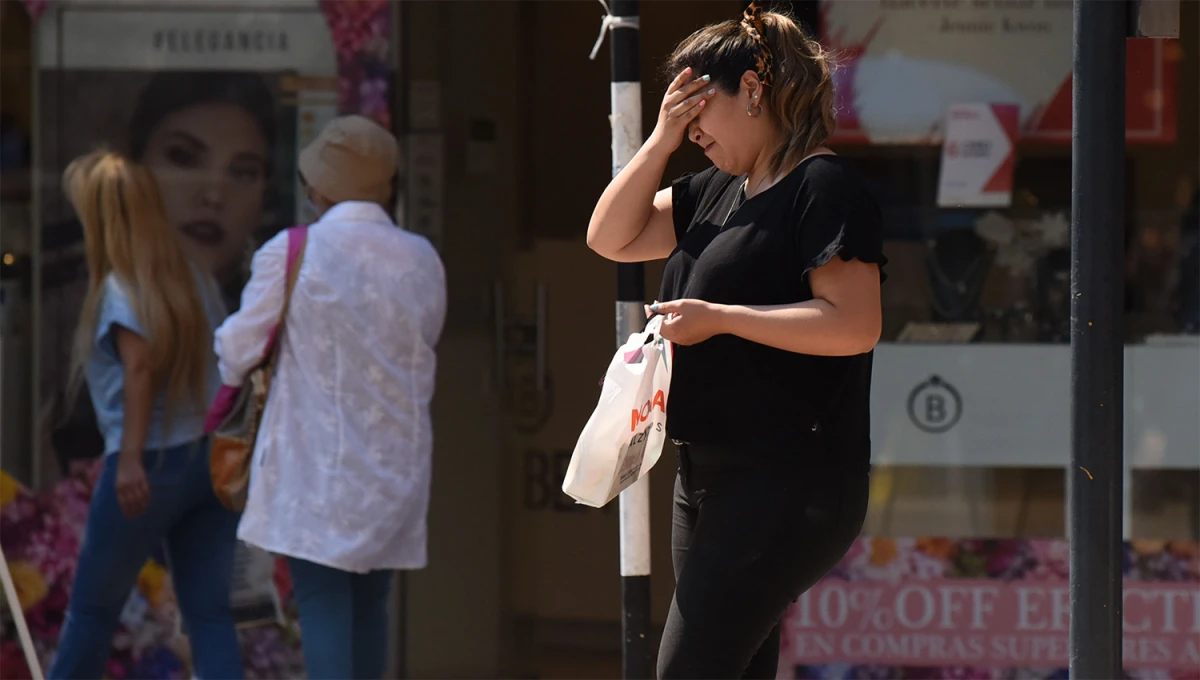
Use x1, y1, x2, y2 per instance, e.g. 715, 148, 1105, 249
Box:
777, 1, 1199, 677
1, 2, 35, 484
35, 3, 346, 485
1, 2, 397, 678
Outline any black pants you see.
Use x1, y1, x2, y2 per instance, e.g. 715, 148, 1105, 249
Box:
658, 443, 869, 679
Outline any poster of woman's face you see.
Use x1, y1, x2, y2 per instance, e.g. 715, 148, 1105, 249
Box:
137, 96, 272, 279
41, 70, 291, 289
38, 68, 299, 476
31, 2, 382, 480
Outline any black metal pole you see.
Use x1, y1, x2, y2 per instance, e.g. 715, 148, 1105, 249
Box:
1069, 1, 1126, 678
606, 1, 652, 678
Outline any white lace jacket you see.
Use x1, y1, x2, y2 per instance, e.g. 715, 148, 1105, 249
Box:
214, 201, 446, 573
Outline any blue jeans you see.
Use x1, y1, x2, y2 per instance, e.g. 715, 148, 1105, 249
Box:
288, 557, 393, 680
49, 439, 243, 680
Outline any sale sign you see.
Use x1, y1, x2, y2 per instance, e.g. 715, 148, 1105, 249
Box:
936, 103, 1020, 209
780, 538, 1200, 679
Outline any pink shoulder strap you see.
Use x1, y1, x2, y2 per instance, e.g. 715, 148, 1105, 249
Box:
286, 226, 309, 276
265, 225, 308, 357
204, 226, 308, 433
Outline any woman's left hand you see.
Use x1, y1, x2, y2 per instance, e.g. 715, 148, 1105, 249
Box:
645, 299, 727, 346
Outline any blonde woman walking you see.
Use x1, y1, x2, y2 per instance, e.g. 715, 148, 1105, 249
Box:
48, 151, 240, 679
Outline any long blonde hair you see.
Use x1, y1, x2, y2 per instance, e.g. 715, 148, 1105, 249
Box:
66, 150, 211, 414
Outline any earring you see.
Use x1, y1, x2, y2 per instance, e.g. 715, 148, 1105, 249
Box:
746, 94, 762, 117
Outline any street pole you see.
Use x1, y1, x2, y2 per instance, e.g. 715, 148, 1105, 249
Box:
1069, 1, 1126, 678
592, 0, 652, 677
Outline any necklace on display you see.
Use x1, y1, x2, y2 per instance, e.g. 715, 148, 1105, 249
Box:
926, 240, 993, 320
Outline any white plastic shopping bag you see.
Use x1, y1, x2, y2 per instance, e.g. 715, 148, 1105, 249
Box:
562, 315, 671, 508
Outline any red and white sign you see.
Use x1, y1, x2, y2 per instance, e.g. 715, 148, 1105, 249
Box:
788, 580, 1200, 668
821, 1, 1178, 145
936, 103, 1019, 208
778, 538, 1200, 677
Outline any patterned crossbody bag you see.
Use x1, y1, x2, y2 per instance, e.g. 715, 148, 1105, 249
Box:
207, 226, 308, 511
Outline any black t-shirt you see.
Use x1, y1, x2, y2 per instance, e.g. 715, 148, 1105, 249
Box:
660, 155, 886, 470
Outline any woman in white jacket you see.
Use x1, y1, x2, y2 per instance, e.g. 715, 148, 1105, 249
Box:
214, 115, 446, 680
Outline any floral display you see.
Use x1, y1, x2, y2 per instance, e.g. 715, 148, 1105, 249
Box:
319, 0, 393, 130
0, 469, 303, 679
783, 537, 1200, 680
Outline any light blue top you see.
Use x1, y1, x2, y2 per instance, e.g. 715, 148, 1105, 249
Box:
85, 269, 228, 456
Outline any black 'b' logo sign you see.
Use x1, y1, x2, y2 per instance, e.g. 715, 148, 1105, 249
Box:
907, 375, 963, 434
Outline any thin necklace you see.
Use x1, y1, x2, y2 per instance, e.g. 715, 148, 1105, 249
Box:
743, 165, 776, 198
723, 150, 833, 226
723, 163, 786, 225
722, 185, 744, 225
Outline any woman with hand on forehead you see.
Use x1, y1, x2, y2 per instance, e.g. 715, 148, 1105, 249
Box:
587, 3, 886, 678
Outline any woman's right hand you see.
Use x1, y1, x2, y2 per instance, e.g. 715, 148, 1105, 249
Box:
587, 69, 710, 261
649, 68, 714, 153
115, 453, 151, 518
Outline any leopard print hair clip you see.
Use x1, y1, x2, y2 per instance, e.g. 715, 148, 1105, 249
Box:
741, 0, 775, 88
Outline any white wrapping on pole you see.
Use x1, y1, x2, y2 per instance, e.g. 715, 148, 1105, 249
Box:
589, 0, 641, 61
620, 476, 652, 577
616, 300, 652, 577
601, 0, 653, 671
612, 45, 645, 578
610, 82, 643, 177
